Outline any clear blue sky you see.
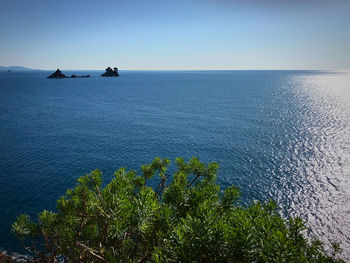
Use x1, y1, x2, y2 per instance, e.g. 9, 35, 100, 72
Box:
1, 0, 349, 70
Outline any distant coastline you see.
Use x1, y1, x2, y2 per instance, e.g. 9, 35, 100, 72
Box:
0, 66, 42, 71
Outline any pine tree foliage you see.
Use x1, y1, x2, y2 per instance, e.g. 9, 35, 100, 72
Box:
12, 157, 344, 262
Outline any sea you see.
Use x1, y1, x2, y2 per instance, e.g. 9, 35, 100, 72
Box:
0, 70, 349, 258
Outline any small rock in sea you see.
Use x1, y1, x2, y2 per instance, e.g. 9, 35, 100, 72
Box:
47, 70, 90, 79
101, 67, 119, 77
47, 69, 67, 79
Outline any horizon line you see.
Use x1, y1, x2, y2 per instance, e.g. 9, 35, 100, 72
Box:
2, 66, 349, 72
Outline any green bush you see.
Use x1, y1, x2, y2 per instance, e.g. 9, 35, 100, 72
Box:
12, 157, 344, 262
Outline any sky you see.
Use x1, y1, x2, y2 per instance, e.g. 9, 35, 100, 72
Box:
0, 0, 349, 70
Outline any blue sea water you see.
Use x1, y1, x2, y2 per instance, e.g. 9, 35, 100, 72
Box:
0, 70, 349, 257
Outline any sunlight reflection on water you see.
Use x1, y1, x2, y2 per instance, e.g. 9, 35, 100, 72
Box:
269, 71, 350, 257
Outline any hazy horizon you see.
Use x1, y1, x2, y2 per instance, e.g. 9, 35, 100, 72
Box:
2, 66, 350, 71
2, 65, 350, 71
